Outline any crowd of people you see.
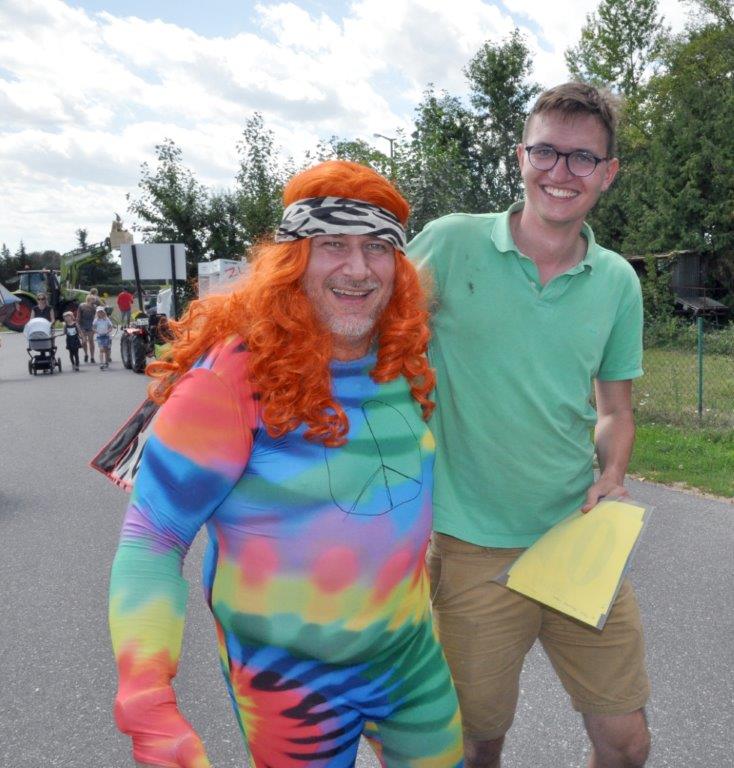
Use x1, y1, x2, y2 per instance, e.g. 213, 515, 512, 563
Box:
27, 285, 137, 372
100, 82, 650, 768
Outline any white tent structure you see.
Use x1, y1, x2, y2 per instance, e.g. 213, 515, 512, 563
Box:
0, 281, 20, 327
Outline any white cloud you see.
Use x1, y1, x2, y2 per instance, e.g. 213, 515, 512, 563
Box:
0, 0, 689, 253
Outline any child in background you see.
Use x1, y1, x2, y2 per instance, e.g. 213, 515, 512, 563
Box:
93, 306, 113, 370
62, 310, 82, 371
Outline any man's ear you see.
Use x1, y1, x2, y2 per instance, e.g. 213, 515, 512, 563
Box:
516, 143, 525, 169
601, 157, 620, 191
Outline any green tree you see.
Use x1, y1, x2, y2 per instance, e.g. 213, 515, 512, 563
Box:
311, 136, 393, 179
398, 34, 539, 235
565, 0, 667, 97
580, 7, 734, 312
235, 113, 290, 250
396, 87, 479, 237
564, 0, 668, 256
28, 249, 62, 271
640, 253, 675, 321
683, 0, 733, 27
15, 241, 28, 268
631, 21, 734, 283
205, 190, 247, 260
79, 258, 120, 288
580, 96, 652, 250
0, 242, 19, 284
465, 29, 540, 208
127, 138, 209, 274
307, 35, 539, 236
75, 228, 88, 249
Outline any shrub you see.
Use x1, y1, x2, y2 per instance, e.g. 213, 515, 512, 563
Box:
644, 317, 734, 354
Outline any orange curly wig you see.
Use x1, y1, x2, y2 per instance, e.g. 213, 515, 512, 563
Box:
148, 160, 434, 446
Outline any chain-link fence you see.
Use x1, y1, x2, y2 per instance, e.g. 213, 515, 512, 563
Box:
634, 319, 734, 429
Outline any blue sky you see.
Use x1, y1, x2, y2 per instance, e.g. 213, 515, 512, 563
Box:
67, 0, 353, 37
0, 0, 688, 253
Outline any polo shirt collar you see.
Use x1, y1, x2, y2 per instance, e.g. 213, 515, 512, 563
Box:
491, 201, 598, 273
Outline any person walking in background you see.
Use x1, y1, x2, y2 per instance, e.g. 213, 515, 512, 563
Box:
106, 160, 463, 768
93, 290, 114, 361
31, 293, 55, 324
116, 286, 134, 327
62, 310, 82, 371
77, 294, 97, 364
93, 305, 113, 370
409, 82, 650, 768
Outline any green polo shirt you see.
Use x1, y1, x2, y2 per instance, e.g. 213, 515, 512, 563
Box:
408, 203, 643, 547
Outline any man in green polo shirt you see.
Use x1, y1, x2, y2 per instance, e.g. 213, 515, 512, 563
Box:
409, 82, 650, 768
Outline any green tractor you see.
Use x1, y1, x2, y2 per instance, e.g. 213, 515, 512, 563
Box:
2, 267, 89, 331
2, 225, 131, 331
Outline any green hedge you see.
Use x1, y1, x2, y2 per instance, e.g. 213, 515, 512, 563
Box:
644, 318, 734, 356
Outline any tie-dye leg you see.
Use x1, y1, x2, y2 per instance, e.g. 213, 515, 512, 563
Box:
220, 635, 463, 767
224, 643, 381, 767
361, 628, 464, 767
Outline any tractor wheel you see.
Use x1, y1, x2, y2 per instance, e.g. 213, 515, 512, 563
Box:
4, 296, 35, 332
131, 334, 147, 373
120, 334, 133, 369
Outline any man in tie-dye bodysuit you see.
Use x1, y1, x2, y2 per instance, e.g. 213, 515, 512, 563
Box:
107, 160, 464, 768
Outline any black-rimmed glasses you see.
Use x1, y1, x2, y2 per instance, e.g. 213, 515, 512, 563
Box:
524, 144, 609, 178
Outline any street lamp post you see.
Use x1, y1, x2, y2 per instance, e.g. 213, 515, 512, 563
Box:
373, 132, 396, 159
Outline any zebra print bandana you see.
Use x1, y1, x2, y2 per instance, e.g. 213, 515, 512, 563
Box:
275, 196, 406, 250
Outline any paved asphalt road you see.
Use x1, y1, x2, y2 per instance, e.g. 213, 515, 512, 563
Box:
0, 329, 732, 767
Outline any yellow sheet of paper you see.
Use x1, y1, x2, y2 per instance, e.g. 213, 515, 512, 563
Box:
506, 500, 645, 627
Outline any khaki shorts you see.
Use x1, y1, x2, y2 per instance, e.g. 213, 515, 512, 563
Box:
428, 532, 650, 740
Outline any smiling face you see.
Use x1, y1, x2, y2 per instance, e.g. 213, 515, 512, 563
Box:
302, 234, 396, 360
518, 111, 619, 230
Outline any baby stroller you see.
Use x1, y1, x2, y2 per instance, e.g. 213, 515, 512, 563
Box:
25, 317, 62, 375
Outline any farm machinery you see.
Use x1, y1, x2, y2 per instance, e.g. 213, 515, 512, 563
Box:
2, 219, 133, 331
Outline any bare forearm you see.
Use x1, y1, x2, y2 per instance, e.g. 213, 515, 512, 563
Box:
595, 409, 635, 484
582, 380, 636, 512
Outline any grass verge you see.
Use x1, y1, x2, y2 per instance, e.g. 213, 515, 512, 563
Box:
630, 423, 734, 499
635, 348, 734, 429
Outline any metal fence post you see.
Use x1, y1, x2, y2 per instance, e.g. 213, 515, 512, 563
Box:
697, 317, 704, 423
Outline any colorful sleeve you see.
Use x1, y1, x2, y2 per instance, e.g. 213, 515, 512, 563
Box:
109, 353, 256, 767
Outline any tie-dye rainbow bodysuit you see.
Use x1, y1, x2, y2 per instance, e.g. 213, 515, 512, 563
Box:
109, 337, 463, 768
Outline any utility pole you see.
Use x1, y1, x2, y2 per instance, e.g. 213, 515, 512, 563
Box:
373, 132, 396, 159
373, 132, 397, 180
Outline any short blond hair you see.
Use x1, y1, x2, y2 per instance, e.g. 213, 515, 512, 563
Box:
523, 82, 621, 156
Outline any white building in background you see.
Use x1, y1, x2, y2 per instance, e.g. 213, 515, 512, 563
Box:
197, 259, 250, 298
